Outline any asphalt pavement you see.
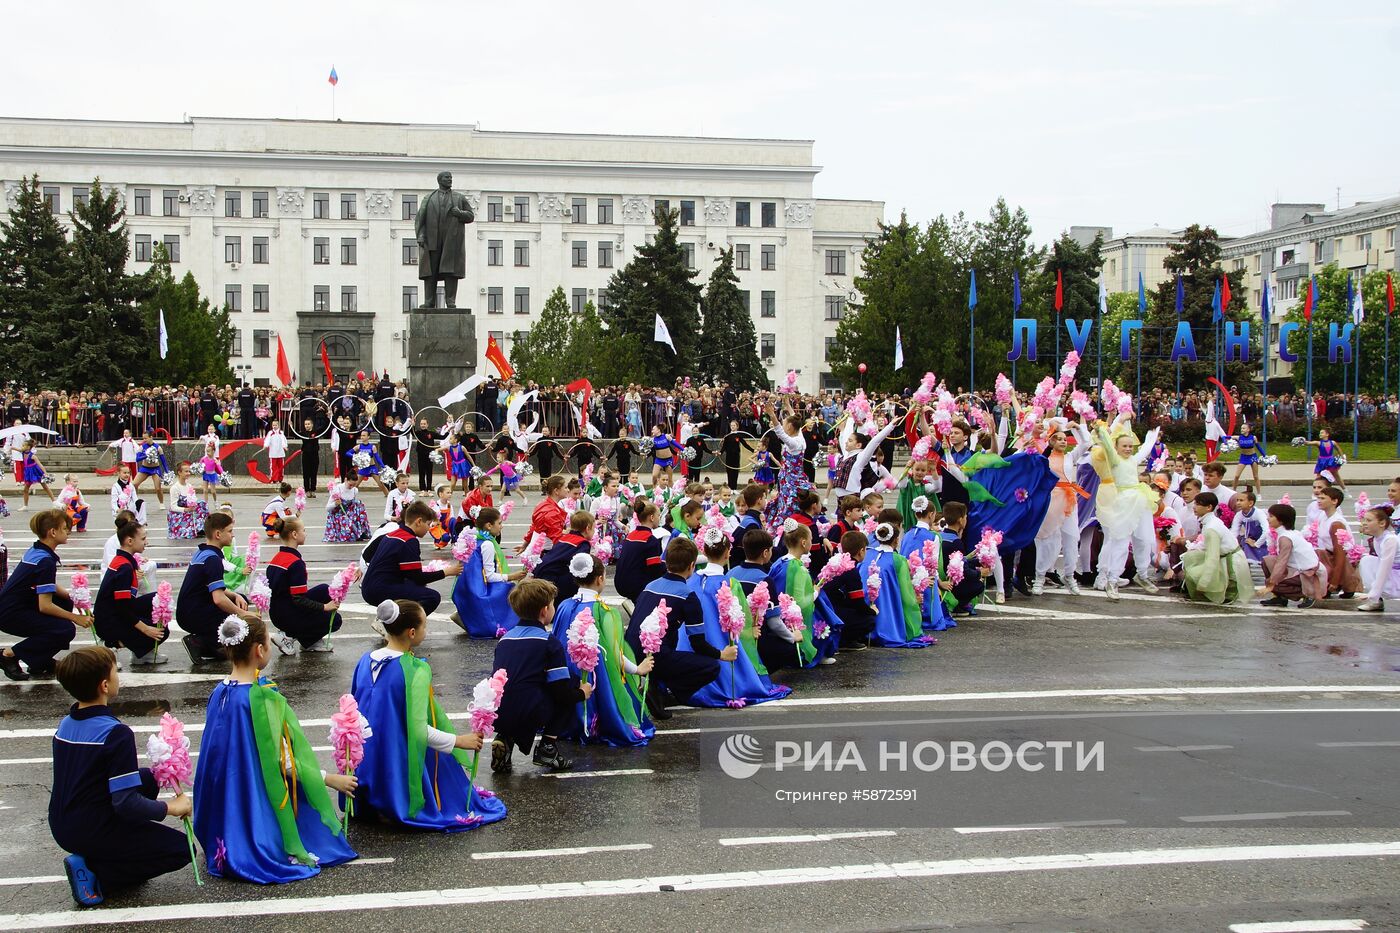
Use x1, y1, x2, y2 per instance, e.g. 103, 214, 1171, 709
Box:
1, 483, 1399, 932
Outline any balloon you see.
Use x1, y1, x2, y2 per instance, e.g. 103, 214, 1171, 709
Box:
356, 370, 366, 381
858, 363, 868, 374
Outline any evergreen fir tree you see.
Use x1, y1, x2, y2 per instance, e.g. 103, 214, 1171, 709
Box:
0, 175, 69, 387
603, 206, 702, 385
510, 286, 574, 384
700, 247, 766, 390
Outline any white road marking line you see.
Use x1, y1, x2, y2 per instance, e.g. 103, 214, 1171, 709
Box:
953, 820, 1127, 834
1135, 744, 1234, 752
718, 831, 897, 846
534, 768, 654, 780
1317, 741, 1400, 748
0, 875, 64, 886
2, 842, 1397, 927
471, 844, 652, 861
1229, 921, 1369, 932
347, 857, 396, 866
1178, 810, 1352, 823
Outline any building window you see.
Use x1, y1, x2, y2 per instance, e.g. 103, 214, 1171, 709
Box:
488, 330, 504, 349
572, 288, 587, 313
224, 236, 242, 263
340, 193, 356, 220
42, 186, 59, 213
761, 202, 776, 228
825, 296, 846, 320
761, 290, 776, 317
761, 244, 776, 271
252, 237, 269, 264
313, 238, 329, 264
487, 287, 504, 314
163, 189, 180, 216
1389, 228, 1396, 249
734, 244, 750, 270
402, 194, 417, 220
571, 198, 587, 224
163, 235, 180, 263
313, 192, 329, 219
253, 329, 270, 358
224, 190, 241, 217
313, 285, 330, 311
231, 329, 243, 357
598, 289, 611, 312
597, 199, 613, 224
134, 234, 152, 262
825, 336, 837, 361
133, 189, 151, 216
681, 243, 696, 270
402, 241, 419, 265
340, 238, 357, 265
402, 286, 418, 311
72, 187, 89, 211
487, 240, 503, 266
598, 241, 613, 268
513, 287, 530, 314
252, 284, 269, 312
1315, 241, 1325, 263
1281, 248, 1296, 267
572, 240, 588, 267
735, 201, 751, 227
341, 286, 357, 312
252, 191, 269, 218
739, 290, 750, 312
680, 200, 695, 226
1279, 278, 1298, 301
225, 285, 242, 311
513, 240, 529, 267
486, 196, 503, 222
1335, 237, 1343, 256
513, 196, 529, 222
1358, 233, 1373, 251
825, 249, 846, 275
760, 333, 776, 358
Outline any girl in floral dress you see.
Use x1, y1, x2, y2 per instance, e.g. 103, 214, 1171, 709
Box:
167, 462, 209, 539
760, 399, 812, 532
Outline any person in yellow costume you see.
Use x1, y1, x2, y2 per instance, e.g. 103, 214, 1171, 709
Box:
1090, 415, 1161, 600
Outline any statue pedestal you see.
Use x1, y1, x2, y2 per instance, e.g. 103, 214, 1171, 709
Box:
407, 307, 477, 409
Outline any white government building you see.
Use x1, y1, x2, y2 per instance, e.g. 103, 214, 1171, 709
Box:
0, 116, 883, 392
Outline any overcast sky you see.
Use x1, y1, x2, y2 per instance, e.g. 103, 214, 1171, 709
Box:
5, 0, 1396, 244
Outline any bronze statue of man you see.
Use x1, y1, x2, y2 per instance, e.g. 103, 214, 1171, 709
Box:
415, 170, 474, 308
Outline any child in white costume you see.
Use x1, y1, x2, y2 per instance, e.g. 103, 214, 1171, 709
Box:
1090, 417, 1161, 600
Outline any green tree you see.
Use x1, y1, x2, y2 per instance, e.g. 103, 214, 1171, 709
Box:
510, 286, 575, 384
603, 206, 702, 384
970, 198, 1050, 388
141, 244, 235, 385
561, 300, 640, 386
1041, 232, 1105, 381
0, 175, 69, 387
1282, 263, 1392, 394
700, 247, 766, 390
56, 180, 153, 390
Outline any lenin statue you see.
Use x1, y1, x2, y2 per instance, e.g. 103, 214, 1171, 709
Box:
415, 171, 475, 308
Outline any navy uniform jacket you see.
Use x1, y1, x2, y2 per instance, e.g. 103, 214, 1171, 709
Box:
826, 565, 875, 629
730, 512, 763, 566
531, 532, 591, 603
614, 528, 663, 601
492, 620, 584, 750
176, 543, 227, 638
626, 573, 721, 660
49, 704, 166, 856
729, 563, 783, 627
361, 525, 445, 603
266, 546, 332, 619
0, 542, 61, 622
94, 549, 147, 646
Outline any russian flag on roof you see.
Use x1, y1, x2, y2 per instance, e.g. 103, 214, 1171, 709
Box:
328, 66, 339, 87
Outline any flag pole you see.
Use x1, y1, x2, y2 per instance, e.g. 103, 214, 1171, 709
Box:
1305, 318, 1314, 440
1353, 305, 1361, 460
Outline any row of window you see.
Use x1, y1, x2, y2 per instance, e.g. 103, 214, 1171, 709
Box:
482, 327, 780, 358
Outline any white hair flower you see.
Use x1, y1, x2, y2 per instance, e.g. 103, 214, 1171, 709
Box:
569, 552, 595, 579
469, 505, 482, 520
911, 495, 930, 515
217, 615, 249, 647
875, 522, 896, 543
782, 517, 800, 534
702, 525, 726, 546
376, 600, 400, 626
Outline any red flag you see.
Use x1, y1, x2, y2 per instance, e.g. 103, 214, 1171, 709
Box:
485, 335, 514, 380
275, 336, 292, 386
320, 340, 334, 384
1388, 273, 1395, 315
1220, 274, 1231, 313
565, 377, 593, 432
1303, 279, 1314, 322
1054, 268, 1064, 312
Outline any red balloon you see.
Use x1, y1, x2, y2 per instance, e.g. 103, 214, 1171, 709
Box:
356, 370, 366, 381
858, 363, 868, 374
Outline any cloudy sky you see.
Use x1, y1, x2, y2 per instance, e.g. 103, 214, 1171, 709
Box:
5, 0, 1396, 243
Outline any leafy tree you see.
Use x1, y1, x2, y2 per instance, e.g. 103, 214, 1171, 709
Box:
700, 247, 766, 390
0, 175, 69, 387
510, 286, 574, 384
141, 243, 235, 386
970, 199, 1049, 388
56, 180, 153, 390
603, 206, 702, 385
1281, 263, 1393, 394
1042, 231, 1106, 382
562, 300, 640, 387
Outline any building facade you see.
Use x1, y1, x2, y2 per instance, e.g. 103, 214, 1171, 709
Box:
0, 116, 882, 392
1071, 224, 1184, 295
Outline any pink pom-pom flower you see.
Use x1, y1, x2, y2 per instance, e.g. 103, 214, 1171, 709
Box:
247, 574, 271, 613
152, 580, 174, 627
865, 563, 882, 601
975, 528, 1003, 571
69, 572, 92, 613
994, 373, 1013, 406
1355, 491, 1372, 518
777, 593, 805, 641
716, 583, 746, 640
911, 436, 932, 461
468, 670, 508, 736
566, 609, 601, 673
779, 370, 799, 394
816, 551, 854, 588
1277, 494, 1291, 506
639, 601, 668, 654
453, 533, 478, 564
520, 532, 549, 572
946, 552, 965, 586
912, 372, 937, 406
146, 713, 194, 791
327, 562, 359, 605
328, 693, 371, 774
748, 581, 771, 622
244, 532, 260, 576
294, 486, 307, 512
500, 500, 515, 523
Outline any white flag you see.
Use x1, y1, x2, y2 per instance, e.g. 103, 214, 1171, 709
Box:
654, 313, 675, 353
1097, 279, 1108, 316
1353, 284, 1366, 325
158, 309, 168, 359
438, 373, 486, 408
893, 325, 904, 371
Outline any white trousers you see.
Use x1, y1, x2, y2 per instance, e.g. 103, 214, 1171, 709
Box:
1098, 512, 1156, 581
1036, 521, 1080, 577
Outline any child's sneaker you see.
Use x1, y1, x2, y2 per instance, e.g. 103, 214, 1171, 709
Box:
63, 854, 103, 907
129, 650, 167, 667
269, 632, 298, 656
303, 638, 334, 652
531, 739, 574, 771
490, 738, 513, 774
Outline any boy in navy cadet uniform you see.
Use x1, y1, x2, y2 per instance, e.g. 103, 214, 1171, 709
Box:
530, 510, 594, 603
177, 511, 260, 663
49, 645, 191, 906
490, 580, 593, 774
828, 530, 876, 650
361, 500, 461, 614
614, 498, 664, 601
93, 517, 168, 666
626, 537, 736, 721
0, 510, 90, 681
729, 484, 767, 568
728, 528, 796, 673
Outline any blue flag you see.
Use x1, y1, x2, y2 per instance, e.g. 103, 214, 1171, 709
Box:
1012, 269, 1022, 312
1174, 275, 1184, 313
1211, 279, 1222, 323
1345, 276, 1355, 319
1262, 279, 1271, 324
968, 269, 978, 310
1137, 272, 1147, 315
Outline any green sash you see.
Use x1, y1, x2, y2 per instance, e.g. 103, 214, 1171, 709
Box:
401, 654, 472, 818
596, 600, 645, 730
729, 578, 769, 675
248, 681, 344, 865
892, 552, 924, 640
783, 559, 819, 666
221, 546, 249, 592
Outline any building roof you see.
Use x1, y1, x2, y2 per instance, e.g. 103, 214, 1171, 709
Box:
1224, 193, 1400, 253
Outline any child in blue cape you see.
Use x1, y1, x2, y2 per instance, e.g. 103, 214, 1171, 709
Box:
857, 509, 932, 648
351, 600, 507, 831
194, 617, 357, 883
766, 519, 841, 667
451, 506, 525, 638
899, 494, 956, 631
